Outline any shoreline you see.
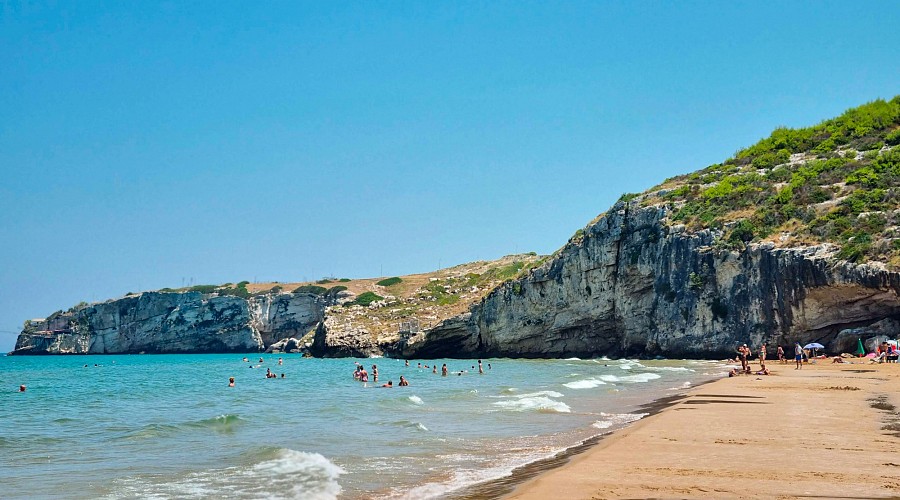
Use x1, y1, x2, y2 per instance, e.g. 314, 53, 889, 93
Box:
500, 361, 900, 499
447, 385, 713, 500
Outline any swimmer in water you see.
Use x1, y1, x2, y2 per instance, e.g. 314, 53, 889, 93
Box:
19, 385, 26, 392
398, 376, 409, 386
382, 380, 393, 388
405, 360, 410, 367
441, 364, 448, 376
228, 377, 235, 387
432, 365, 437, 374
478, 359, 484, 374
359, 366, 369, 382
278, 357, 283, 365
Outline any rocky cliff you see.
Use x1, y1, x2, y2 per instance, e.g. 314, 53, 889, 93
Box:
11, 291, 325, 355
399, 201, 900, 358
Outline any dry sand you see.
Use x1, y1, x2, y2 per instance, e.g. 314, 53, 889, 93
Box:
506, 360, 900, 499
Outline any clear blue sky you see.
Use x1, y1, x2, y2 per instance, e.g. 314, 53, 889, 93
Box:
2, 1, 898, 351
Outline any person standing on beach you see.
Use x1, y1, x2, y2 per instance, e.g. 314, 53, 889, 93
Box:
777, 345, 785, 363
759, 343, 767, 370
794, 343, 804, 369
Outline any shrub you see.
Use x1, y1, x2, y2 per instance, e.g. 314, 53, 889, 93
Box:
188, 285, 219, 294
689, 272, 705, 290
885, 128, 900, 146
326, 285, 348, 295
339, 278, 351, 282
316, 279, 333, 284
376, 277, 402, 287
293, 285, 327, 295
728, 219, 756, 244
346, 291, 384, 307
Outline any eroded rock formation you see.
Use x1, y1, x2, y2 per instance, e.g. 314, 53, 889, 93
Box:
11, 291, 325, 355
400, 202, 900, 358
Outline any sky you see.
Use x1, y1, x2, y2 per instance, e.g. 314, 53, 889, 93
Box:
1, 1, 898, 351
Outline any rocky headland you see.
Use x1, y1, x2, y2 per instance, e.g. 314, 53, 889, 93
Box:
12, 97, 900, 358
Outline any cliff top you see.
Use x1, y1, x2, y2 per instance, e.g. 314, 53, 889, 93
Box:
610, 96, 900, 268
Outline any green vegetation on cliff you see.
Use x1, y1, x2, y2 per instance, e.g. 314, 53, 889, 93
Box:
648, 96, 900, 266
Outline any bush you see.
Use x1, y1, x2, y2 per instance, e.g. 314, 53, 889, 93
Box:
728, 219, 756, 244
316, 279, 333, 284
885, 128, 900, 146
293, 285, 327, 295
376, 277, 402, 287
339, 278, 351, 282
188, 285, 219, 294
346, 291, 384, 307
326, 285, 348, 295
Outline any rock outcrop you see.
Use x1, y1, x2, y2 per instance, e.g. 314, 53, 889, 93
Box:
400, 202, 900, 359
11, 291, 325, 355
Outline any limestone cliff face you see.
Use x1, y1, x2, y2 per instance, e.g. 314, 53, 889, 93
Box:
401, 202, 900, 358
12, 291, 325, 355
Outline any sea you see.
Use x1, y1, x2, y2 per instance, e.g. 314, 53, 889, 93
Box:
0, 354, 727, 499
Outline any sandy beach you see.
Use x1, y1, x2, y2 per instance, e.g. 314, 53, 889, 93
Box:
506, 360, 900, 499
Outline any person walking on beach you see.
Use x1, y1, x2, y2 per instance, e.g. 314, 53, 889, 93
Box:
794, 343, 804, 369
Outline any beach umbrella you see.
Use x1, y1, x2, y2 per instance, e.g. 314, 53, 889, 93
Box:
804, 342, 825, 359
856, 338, 865, 357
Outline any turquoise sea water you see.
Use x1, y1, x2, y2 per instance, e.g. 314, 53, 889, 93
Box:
0, 354, 726, 499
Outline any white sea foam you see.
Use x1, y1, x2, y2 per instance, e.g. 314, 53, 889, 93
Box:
492, 391, 571, 413
598, 373, 661, 384
563, 378, 607, 389
645, 366, 694, 372
408, 395, 424, 405
564, 357, 582, 361
592, 412, 649, 429
511, 390, 565, 399
108, 448, 345, 500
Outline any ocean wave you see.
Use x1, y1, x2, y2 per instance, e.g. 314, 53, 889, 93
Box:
598, 373, 661, 384
563, 378, 607, 389
390, 420, 429, 432
108, 448, 344, 500
115, 414, 244, 440
510, 390, 564, 399
492, 396, 570, 413
563, 357, 582, 361
407, 395, 424, 405
592, 412, 648, 429
644, 366, 694, 372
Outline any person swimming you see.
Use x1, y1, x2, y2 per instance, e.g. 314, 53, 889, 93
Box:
441, 364, 448, 376
19, 385, 26, 392
398, 376, 409, 386
432, 365, 437, 374
228, 377, 235, 387
372, 364, 379, 382
382, 380, 393, 388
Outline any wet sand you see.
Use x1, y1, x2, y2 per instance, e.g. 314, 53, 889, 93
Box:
506, 360, 900, 499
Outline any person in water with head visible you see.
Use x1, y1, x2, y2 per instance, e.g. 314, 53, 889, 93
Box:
359, 366, 369, 382
441, 364, 448, 376
382, 380, 393, 388
19, 385, 26, 392
478, 359, 484, 374
432, 365, 437, 374
398, 376, 409, 386
372, 364, 378, 382
228, 377, 235, 387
